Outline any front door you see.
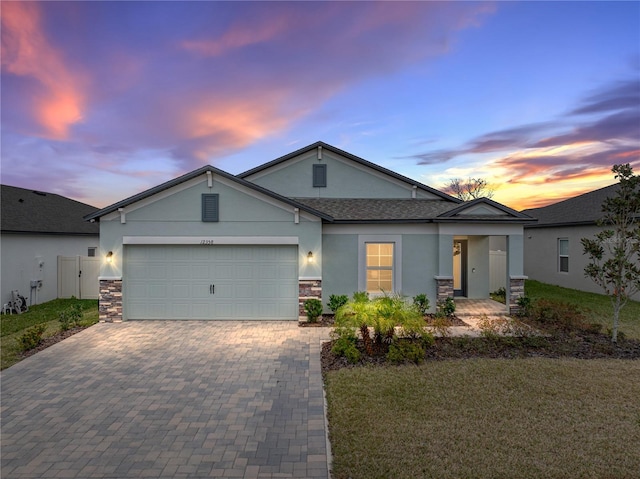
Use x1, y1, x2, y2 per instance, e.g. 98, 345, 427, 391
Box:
453, 240, 468, 297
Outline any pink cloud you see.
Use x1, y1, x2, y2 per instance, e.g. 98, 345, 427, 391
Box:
1, 2, 86, 139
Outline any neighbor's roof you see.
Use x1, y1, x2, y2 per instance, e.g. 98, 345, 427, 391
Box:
1, 185, 99, 235
521, 184, 624, 228
238, 141, 461, 203
294, 197, 536, 223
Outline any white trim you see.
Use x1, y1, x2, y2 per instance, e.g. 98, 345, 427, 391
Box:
509, 275, 528, 280
358, 234, 402, 293
123, 236, 299, 245
294, 208, 300, 224
206, 170, 213, 188
118, 208, 126, 224
99, 276, 122, 281
299, 276, 322, 281
323, 224, 437, 235
438, 224, 523, 236
434, 275, 454, 280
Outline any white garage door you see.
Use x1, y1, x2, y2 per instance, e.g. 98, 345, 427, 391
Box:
124, 245, 298, 320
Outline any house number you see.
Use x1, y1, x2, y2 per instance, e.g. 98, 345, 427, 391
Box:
200, 240, 215, 245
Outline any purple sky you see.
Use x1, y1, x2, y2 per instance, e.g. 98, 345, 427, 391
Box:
2, 1, 639, 210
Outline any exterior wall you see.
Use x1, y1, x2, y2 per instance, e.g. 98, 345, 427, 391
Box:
524, 225, 640, 301
1, 233, 98, 307
321, 224, 439, 313
245, 149, 442, 199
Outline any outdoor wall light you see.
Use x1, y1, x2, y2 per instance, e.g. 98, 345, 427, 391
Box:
307, 251, 314, 263
106, 251, 114, 263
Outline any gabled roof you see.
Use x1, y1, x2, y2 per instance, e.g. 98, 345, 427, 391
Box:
84, 165, 333, 222
521, 184, 622, 228
1, 185, 99, 235
293, 197, 535, 223
238, 141, 461, 203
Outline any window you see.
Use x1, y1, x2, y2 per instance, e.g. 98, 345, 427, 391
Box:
558, 238, 569, 272
202, 194, 219, 222
313, 164, 327, 187
366, 243, 394, 293
87, 247, 97, 257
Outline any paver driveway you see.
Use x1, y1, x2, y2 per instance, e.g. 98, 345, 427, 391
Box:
1, 322, 332, 479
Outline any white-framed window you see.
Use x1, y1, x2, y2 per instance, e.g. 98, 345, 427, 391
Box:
88, 247, 97, 257
366, 243, 394, 294
358, 235, 401, 295
558, 238, 569, 272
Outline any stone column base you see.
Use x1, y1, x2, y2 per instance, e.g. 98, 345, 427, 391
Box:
299, 279, 322, 318
434, 276, 454, 305
99, 279, 123, 322
509, 276, 527, 315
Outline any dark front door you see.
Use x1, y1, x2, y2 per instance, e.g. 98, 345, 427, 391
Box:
453, 240, 468, 297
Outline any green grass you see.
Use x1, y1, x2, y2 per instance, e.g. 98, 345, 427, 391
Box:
1, 298, 98, 370
326, 359, 640, 479
525, 280, 640, 339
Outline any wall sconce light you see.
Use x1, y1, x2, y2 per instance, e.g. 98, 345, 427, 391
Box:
106, 251, 113, 263
307, 251, 314, 263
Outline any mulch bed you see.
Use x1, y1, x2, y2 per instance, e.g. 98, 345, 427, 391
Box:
18, 327, 90, 360
321, 330, 640, 373
300, 314, 467, 327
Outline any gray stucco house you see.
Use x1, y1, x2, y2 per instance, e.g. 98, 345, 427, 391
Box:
522, 183, 640, 302
1, 185, 99, 307
85, 142, 535, 321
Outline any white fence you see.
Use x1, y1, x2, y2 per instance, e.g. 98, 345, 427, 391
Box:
57, 256, 100, 300
489, 250, 507, 292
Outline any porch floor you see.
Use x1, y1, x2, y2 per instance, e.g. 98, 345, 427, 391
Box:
454, 298, 508, 316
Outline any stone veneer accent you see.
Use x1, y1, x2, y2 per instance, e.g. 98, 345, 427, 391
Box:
509, 276, 526, 315
435, 276, 454, 305
99, 279, 123, 322
298, 279, 322, 317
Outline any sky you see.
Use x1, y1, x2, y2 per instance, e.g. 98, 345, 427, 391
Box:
1, 1, 639, 211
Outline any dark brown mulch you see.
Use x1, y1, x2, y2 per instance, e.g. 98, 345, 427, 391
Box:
18, 327, 90, 360
321, 332, 640, 373
300, 314, 466, 327
424, 314, 467, 327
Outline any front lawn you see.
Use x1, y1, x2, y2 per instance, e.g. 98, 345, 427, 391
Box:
1, 298, 98, 370
525, 280, 640, 339
326, 359, 640, 479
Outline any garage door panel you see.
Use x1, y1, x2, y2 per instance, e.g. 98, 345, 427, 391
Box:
125, 245, 298, 320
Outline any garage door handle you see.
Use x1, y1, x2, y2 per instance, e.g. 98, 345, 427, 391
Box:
210, 284, 215, 295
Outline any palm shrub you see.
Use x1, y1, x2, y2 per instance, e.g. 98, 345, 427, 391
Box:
328, 294, 349, 313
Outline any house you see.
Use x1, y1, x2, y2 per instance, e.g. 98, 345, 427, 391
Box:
1, 185, 100, 307
522, 184, 640, 301
85, 142, 535, 322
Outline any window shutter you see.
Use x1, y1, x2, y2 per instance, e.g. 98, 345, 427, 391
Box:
313, 164, 327, 187
202, 194, 219, 222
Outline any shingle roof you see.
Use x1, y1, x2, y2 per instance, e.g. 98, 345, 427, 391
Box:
521, 183, 622, 227
293, 198, 535, 223
1, 185, 99, 235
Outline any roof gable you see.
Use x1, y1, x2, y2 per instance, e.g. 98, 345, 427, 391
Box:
1, 185, 99, 235
437, 198, 536, 222
239, 141, 460, 202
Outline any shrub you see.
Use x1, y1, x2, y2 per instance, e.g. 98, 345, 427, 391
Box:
438, 297, 456, 317
387, 341, 425, 364
490, 287, 507, 304
431, 314, 451, 338
331, 326, 361, 363
17, 324, 47, 351
352, 291, 369, 303
59, 303, 83, 331
328, 294, 349, 313
529, 299, 592, 333
516, 295, 532, 317
412, 294, 430, 315
304, 298, 323, 323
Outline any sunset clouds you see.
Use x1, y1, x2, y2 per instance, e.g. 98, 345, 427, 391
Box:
1, 1, 638, 209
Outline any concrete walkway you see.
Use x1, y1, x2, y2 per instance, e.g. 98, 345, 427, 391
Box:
1, 322, 332, 479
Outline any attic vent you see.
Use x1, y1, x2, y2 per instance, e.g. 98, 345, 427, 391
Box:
202, 194, 219, 222
33, 191, 47, 196
313, 164, 327, 188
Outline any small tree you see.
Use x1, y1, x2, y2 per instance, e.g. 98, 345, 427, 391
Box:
581, 164, 640, 343
444, 177, 495, 201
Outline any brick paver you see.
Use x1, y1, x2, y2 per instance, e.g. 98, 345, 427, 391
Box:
1, 322, 332, 479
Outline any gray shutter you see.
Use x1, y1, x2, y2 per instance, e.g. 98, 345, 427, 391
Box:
313, 164, 327, 187
202, 194, 219, 222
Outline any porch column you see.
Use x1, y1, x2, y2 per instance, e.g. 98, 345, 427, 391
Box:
434, 276, 454, 304
506, 234, 527, 315
99, 278, 123, 322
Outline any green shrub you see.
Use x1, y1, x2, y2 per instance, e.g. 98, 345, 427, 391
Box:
516, 295, 532, 317
490, 287, 507, 304
59, 303, 83, 331
438, 297, 456, 317
387, 341, 425, 364
303, 298, 323, 323
352, 291, 369, 303
431, 314, 451, 337
17, 324, 47, 351
331, 326, 361, 363
412, 294, 430, 315
328, 294, 349, 313
529, 299, 592, 333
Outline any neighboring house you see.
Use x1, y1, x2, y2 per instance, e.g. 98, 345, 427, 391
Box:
1, 185, 100, 307
522, 184, 640, 302
85, 141, 535, 322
